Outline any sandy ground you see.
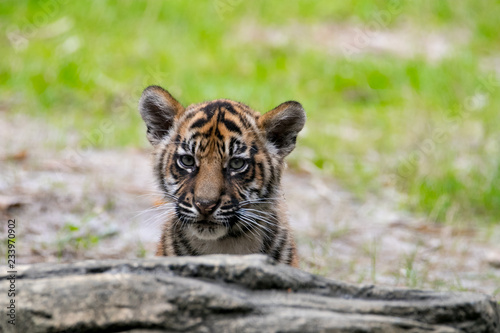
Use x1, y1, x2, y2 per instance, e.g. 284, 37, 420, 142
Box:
1, 113, 499, 300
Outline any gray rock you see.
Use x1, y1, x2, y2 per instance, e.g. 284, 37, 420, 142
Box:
1, 255, 498, 333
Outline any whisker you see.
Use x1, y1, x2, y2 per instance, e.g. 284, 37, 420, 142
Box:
239, 198, 281, 207
240, 208, 278, 218
236, 214, 262, 239
245, 213, 280, 225
132, 204, 177, 219
238, 208, 279, 227
141, 210, 176, 228
237, 212, 272, 235
246, 214, 279, 228
241, 213, 279, 226
240, 197, 281, 203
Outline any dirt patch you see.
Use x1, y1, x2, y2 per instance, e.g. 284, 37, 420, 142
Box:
1, 113, 499, 299
232, 20, 470, 61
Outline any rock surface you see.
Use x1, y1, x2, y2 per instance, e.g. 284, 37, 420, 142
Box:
0, 255, 498, 333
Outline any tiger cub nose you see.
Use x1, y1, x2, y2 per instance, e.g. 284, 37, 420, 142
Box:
195, 200, 218, 216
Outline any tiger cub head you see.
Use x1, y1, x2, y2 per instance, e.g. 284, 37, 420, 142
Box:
139, 86, 305, 241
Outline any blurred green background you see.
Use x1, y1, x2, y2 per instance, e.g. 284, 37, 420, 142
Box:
1, 0, 500, 225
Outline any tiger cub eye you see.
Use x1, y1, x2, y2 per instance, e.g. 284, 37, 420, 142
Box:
229, 158, 245, 170
180, 155, 195, 167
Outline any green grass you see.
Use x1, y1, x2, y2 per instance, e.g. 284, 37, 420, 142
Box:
2, 0, 500, 224
55, 222, 99, 260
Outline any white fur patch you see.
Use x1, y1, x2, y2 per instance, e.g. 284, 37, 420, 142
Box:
186, 224, 228, 240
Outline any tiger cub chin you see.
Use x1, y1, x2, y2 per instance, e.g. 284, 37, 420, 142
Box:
138, 86, 306, 267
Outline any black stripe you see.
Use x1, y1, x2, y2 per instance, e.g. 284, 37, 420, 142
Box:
172, 227, 183, 255
171, 162, 181, 179
233, 183, 246, 199
271, 232, 287, 263
178, 207, 194, 215
181, 110, 198, 123
190, 118, 208, 129
262, 223, 277, 254
214, 127, 224, 140
229, 137, 237, 154
226, 220, 245, 238
222, 118, 242, 135
250, 142, 258, 157
224, 104, 252, 128
220, 204, 234, 210
202, 103, 218, 119
157, 147, 168, 192
235, 142, 248, 155
284, 244, 294, 265
263, 157, 276, 198
179, 231, 198, 255
217, 140, 225, 158
244, 164, 256, 184
180, 140, 191, 152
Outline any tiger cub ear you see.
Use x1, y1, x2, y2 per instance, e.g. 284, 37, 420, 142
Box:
139, 85, 184, 145
259, 101, 306, 157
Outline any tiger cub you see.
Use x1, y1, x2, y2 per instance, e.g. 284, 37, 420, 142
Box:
138, 86, 306, 267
